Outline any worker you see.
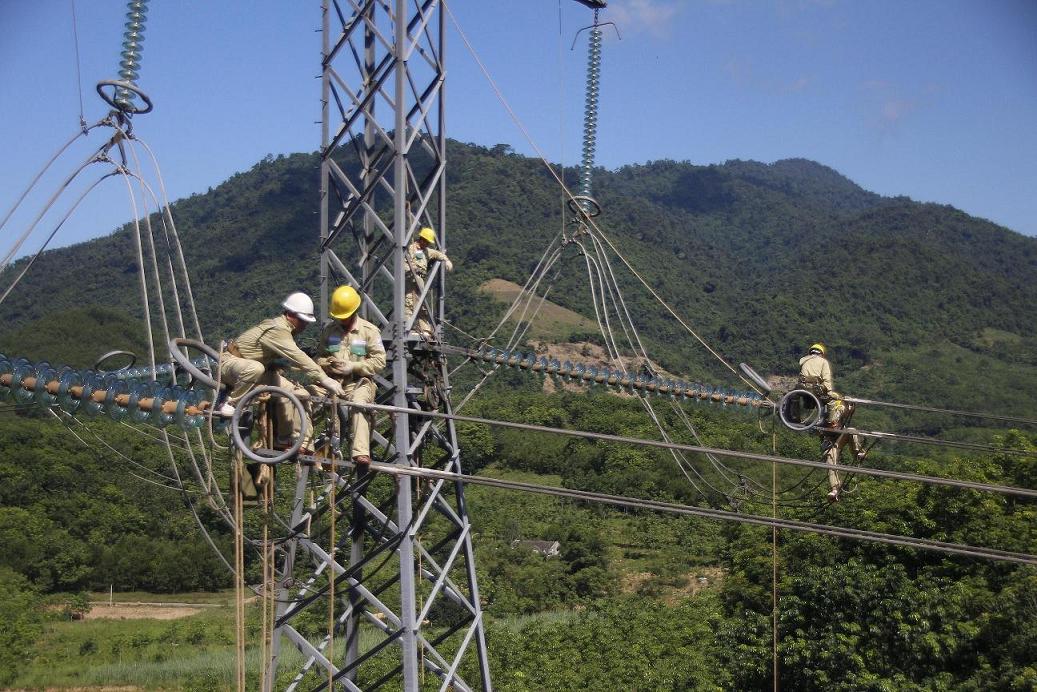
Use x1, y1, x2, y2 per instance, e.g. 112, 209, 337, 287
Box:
317, 285, 386, 467
404, 226, 453, 340
217, 292, 345, 454
798, 342, 863, 502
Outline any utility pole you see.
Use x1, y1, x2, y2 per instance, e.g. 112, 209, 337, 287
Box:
267, 1, 491, 689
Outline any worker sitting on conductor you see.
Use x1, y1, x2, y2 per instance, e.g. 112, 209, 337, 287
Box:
798, 341, 864, 502
216, 291, 345, 454
317, 285, 386, 468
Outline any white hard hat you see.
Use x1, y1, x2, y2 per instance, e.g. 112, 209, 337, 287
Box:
282, 292, 316, 322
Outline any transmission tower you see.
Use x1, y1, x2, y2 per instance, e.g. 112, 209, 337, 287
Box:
266, 1, 491, 689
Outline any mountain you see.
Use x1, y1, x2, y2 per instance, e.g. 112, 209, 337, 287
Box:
2, 141, 1036, 691
2, 141, 1036, 413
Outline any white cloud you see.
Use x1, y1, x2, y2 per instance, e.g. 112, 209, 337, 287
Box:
725, 55, 811, 95
860, 80, 940, 134
608, 0, 681, 38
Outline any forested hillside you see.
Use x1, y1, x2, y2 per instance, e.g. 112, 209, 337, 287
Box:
1, 142, 1036, 689
3, 140, 1036, 408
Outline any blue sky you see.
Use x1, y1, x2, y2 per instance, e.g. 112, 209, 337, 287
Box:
2, 0, 1036, 260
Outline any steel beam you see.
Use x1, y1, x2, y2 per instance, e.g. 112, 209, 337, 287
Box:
266, 1, 491, 689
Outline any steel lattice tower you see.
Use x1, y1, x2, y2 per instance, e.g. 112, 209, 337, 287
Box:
266, 1, 491, 689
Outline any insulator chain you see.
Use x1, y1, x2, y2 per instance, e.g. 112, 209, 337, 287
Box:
468, 346, 767, 410
0, 353, 212, 429
578, 22, 603, 208
116, 0, 150, 109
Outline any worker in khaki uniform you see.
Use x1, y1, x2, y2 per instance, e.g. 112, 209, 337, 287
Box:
405, 226, 453, 339
317, 285, 386, 467
217, 292, 345, 452
799, 342, 863, 502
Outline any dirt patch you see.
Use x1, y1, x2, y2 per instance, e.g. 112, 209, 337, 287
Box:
619, 571, 653, 594
670, 566, 725, 601
84, 603, 204, 620
617, 566, 726, 603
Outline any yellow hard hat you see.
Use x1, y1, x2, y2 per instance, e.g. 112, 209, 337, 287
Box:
418, 227, 437, 245
330, 285, 361, 320
809, 342, 827, 356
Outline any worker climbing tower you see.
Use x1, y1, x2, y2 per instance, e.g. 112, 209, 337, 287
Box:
265, 2, 492, 689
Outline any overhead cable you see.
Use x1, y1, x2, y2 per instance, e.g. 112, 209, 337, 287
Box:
843, 426, 1037, 458
341, 400, 1037, 500
845, 396, 1037, 427
366, 463, 1037, 567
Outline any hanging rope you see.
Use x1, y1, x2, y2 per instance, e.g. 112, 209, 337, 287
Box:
327, 400, 338, 691
69, 0, 88, 130
771, 431, 780, 692
233, 450, 246, 692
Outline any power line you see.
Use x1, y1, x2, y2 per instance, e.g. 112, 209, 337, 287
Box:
340, 400, 1037, 500
365, 463, 1037, 567
845, 396, 1037, 427
844, 427, 1037, 457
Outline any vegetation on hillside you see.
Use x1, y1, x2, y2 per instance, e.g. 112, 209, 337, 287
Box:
1, 142, 1035, 688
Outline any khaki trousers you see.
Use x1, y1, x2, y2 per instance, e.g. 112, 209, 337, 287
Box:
822, 430, 863, 492
404, 290, 433, 338
311, 376, 376, 458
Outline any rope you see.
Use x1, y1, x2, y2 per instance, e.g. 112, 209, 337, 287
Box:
771, 432, 779, 692
262, 480, 274, 689
574, 235, 742, 500
69, 0, 87, 130
117, 167, 158, 373
327, 398, 338, 690
233, 449, 246, 692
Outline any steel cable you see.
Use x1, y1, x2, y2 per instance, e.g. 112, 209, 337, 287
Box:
369, 464, 1037, 566
845, 396, 1037, 427
334, 400, 1037, 500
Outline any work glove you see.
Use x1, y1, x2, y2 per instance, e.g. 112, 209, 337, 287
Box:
319, 376, 346, 398
322, 359, 354, 377
333, 361, 358, 375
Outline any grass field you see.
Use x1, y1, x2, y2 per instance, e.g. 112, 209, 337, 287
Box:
12, 468, 722, 690
14, 597, 402, 691
478, 278, 597, 341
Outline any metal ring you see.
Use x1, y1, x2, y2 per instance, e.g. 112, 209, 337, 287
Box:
168, 338, 220, 389
566, 195, 601, 218
778, 389, 823, 432
230, 385, 306, 464
95, 80, 154, 115
93, 350, 137, 373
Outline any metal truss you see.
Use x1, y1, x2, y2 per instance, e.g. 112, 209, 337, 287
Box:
264, 1, 491, 690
